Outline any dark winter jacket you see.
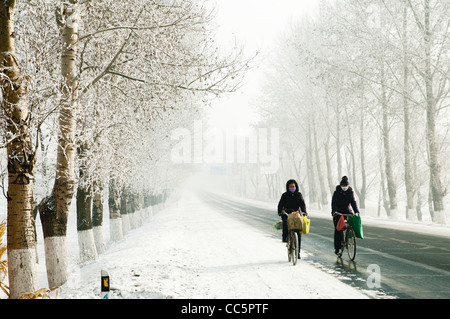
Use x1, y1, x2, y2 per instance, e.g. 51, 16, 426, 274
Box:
277, 179, 307, 216
331, 186, 359, 215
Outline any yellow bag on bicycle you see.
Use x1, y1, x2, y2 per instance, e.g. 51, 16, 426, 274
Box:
301, 215, 310, 235
287, 212, 303, 231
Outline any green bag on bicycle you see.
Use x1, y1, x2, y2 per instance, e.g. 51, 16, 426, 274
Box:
348, 215, 364, 239
273, 221, 282, 230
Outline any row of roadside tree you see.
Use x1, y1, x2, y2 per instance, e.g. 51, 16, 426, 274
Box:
0, 0, 247, 298
232, 0, 449, 224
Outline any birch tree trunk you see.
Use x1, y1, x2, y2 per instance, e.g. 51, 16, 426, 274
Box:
306, 124, 317, 205
334, 100, 343, 180
312, 119, 328, 206
380, 63, 397, 217
358, 99, 367, 210
92, 184, 105, 254
324, 132, 334, 194
108, 178, 123, 242
76, 140, 98, 263
422, 0, 445, 222
38, 1, 78, 288
121, 188, 130, 236
401, 6, 416, 221
343, 101, 358, 201
76, 178, 97, 264
128, 192, 137, 230
1, 0, 38, 299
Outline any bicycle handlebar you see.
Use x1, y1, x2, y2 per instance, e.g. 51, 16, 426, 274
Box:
334, 212, 359, 216
283, 211, 306, 216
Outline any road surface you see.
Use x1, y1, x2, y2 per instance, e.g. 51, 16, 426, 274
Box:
201, 191, 450, 299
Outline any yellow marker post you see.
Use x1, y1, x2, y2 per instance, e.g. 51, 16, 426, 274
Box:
101, 270, 110, 299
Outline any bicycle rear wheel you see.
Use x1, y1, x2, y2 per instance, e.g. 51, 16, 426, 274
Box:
287, 237, 291, 262
292, 232, 298, 265
347, 227, 356, 261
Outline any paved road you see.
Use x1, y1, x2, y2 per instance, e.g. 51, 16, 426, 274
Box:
200, 191, 450, 299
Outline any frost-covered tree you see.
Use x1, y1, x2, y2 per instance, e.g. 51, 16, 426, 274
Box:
403, 0, 449, 222
70, 0, 248, 263
37, 0, 79, 289
251, 0, 449, 223
0, 0, 39, 299
29, 0, 249, 275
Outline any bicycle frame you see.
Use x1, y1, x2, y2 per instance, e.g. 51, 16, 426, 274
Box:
287, 230, 299, 265
335, 213, 357, 261
283, 212, 303, 265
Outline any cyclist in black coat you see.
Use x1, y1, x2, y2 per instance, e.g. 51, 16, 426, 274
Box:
277, 179, 307, 256
331, 176, 360, 255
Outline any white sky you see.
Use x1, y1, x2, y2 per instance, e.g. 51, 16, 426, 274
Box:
214, 0, 317, 52
208, 0, 319, 129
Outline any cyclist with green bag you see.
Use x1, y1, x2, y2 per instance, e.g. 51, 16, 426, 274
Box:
331, 176, 361, 256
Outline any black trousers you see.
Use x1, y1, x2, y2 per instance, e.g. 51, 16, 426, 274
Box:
282, 214, 302, 254
333, 215, 344, 250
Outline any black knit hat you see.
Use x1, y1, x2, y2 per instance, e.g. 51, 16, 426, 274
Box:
340, 176, 349, 186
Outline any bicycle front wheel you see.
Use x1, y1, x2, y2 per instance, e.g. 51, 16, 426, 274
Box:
292, 232, 299, 265
347, 228, 356, 261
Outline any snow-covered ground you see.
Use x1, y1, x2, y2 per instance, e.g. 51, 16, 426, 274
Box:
2, 189, 449, 299
1, 191, 370, 299
52, 191, 373, 299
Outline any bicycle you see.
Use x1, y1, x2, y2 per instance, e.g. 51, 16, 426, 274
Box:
283, 212, 303, 266
287, 227, 299, 265
334, 213, 357, 261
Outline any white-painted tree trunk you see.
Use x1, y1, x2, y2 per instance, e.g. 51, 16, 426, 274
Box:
148, 206, 153, 218
130, 210, 143, 229
93, 226, 105, 254
77, 229, 98, 264
7, 249, 38, 299
122, 214, 130, 236
433, 211, 447, 225
129, 212, 137, 230
43, 236, 69, 289
406, 208, 417, 222
110, 218, 123, 242
389, 209, 399, 220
